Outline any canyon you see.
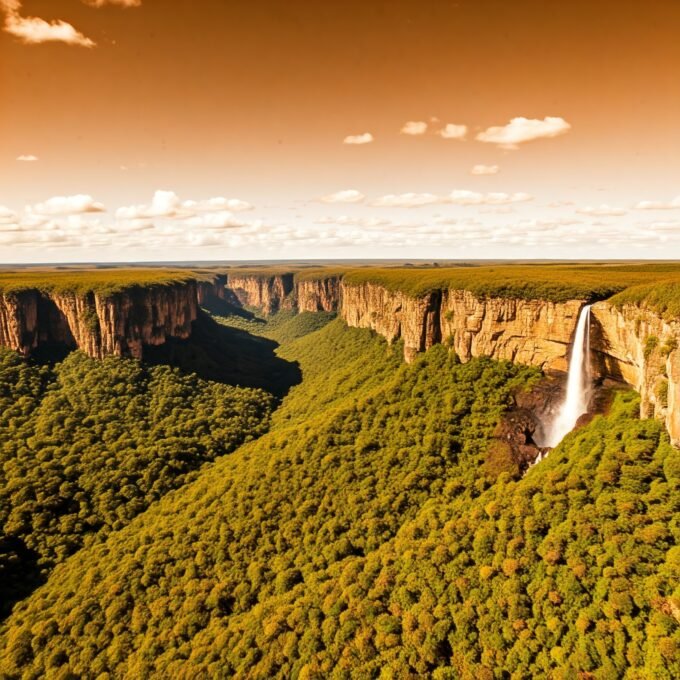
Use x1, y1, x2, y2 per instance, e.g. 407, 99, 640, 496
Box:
1, 271, 678, 444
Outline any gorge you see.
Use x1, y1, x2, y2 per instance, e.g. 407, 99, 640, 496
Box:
1, 268, 678, 445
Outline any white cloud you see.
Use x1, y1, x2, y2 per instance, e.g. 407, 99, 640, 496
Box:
476, 116, 571, 149
182, 197, 253, 212
372, 189, 533, 208
320, 189, 365, 204
373, 193, 440, 208
400, 121, 428, 136
16, 154, 38, 162
2, 1, 95, 47
82, 0, 141, 6
448, 190, 533, 205
0, 206, 18, 224
183, 212, 253, 230
28, 194, 105, 216
343, 133, 374, 145
439, 124, 468, 140
634, 196, 680, 210
115, 218, 155, 232
471, 164, 499, 175
315, 216, 392, 228
116, 191, 255, 223
576, 204, 627, 217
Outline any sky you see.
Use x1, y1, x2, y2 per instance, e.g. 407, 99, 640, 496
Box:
1, 0, 680, 263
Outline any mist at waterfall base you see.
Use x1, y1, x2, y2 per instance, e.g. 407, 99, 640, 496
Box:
538, 305, 593, 449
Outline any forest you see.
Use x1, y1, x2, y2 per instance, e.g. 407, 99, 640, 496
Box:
0, 308, 677, 678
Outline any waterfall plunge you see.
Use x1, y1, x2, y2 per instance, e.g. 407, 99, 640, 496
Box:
545, 305, 593, 448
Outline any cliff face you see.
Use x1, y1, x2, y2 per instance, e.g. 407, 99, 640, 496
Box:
296, 278, 342, 313
341, 282, 441, 362
226, 274, 295, 315
0, 281, 200, 360
591, 302, 680, 445
341, 281, 584, 368
440, 290, 583, 373
197, 275, 228, 305
340, 280, 680, 444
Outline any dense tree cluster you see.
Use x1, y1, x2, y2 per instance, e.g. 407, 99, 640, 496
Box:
0, 320, 677, 678
0, 349, 274, 615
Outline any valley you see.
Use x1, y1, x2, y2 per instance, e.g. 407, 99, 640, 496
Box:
0, 263, 678, 678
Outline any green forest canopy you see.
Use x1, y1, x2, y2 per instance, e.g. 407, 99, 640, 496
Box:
0, 318, 678, 678
0, 269, 198, 296
341, 263, 680, 304
0, 349, 274, 616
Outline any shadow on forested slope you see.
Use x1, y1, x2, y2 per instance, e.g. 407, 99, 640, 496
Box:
0, 538, 44, 620
200, 294, 263, 323
143, 311, 301, 398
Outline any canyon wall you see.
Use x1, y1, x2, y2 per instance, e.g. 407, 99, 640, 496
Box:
225, 273, 295, 315
341, 283, 442, 362
339, 279, 680, 445
591, 302, 680, 445
0, 281, 201, 360
340, 281, 583, 369
296, 277, 342, 313
2, 271, 678, 444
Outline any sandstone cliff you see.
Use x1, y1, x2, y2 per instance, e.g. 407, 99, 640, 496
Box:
340, 280, 584, 369
339, 279, 680, 445
341, 283, 442, 362
0, 281, 201, 359
226, 274, 295, 315
296, 277, 342, 313
592, 301, 680, 445
197, 275, 228, 305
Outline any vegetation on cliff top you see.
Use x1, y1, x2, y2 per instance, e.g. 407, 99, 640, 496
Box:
0, 269, 197, 296
609, 278, 680, 319
342, 264, 680, 304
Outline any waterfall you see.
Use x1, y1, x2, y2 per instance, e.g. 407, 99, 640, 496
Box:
545, 304, 592, 448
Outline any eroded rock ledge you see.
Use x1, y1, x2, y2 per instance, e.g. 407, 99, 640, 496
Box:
0, 282, 199, 360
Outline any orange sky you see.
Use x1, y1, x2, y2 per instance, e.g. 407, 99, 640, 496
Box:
1, 0, 680, 262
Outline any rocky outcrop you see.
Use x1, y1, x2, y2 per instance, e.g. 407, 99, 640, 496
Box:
341, 281, 583, 368
296, 277, 342, 313
0, 290, 75, 355
341, 283, 442, 362
591, 301, 680, 445
439, 290, 583, 373
0, 281, 201, 360
197, 275, 228, 305
226, 274, 295, 315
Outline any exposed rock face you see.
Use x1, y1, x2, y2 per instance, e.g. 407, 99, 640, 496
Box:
226, 274, 295, 315
197, 275, 228, 305
3, 270, 679, 445
341, 281, 583, 369
440, 290, 583, 373
0, 281, 201, 360
339, 279, 680, 444
296, 277, 342, 313
591, 301, 680, 445
341, 283, 442, 362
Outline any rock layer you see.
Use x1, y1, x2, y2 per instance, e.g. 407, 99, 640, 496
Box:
0, 281, 201, 359
591, 301, 680, 445
226, 274, 295, 315
296, 277, 342, 313
340, 281, 583, 370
